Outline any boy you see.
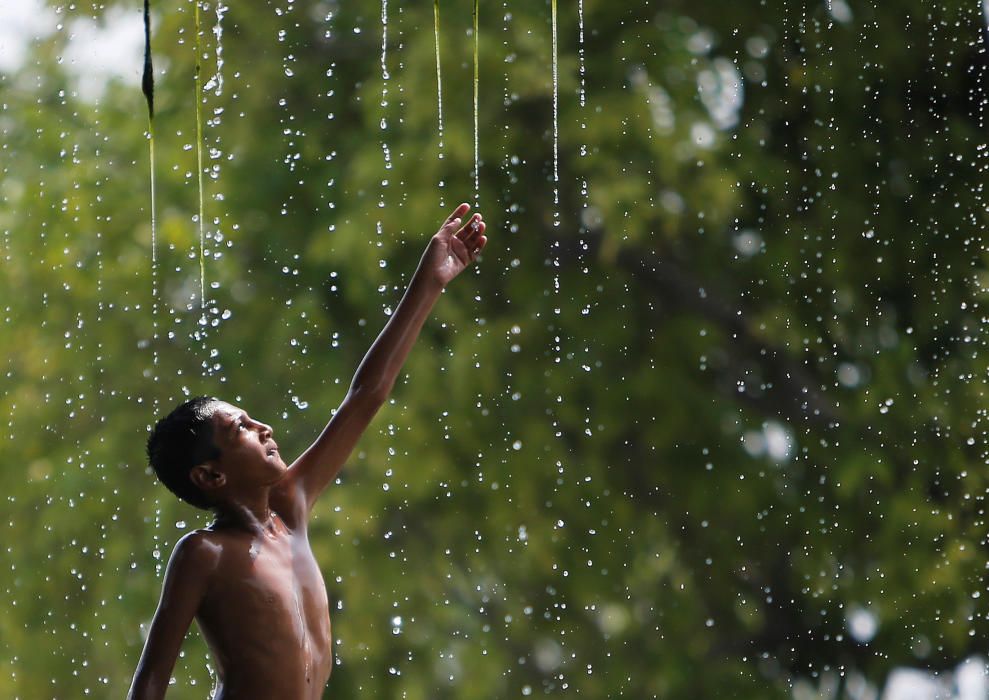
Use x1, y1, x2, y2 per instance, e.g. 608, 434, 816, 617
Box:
128, 204, 488, 699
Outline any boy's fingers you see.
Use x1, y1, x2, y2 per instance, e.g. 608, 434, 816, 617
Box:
467, 231, 487, 260
442, 217, 462, 235
445, 203, 471, 226
456, 213, 483, 239
462, 220, 485, 247
440, 207, 472, 238
472, 235, 488, 256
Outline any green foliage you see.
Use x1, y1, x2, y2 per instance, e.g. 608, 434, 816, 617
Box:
2, 0, 989, 697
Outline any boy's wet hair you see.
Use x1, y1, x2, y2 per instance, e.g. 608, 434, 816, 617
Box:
147, 396, 222, 510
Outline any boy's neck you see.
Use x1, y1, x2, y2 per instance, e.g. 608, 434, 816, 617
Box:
213, 492, 277, 535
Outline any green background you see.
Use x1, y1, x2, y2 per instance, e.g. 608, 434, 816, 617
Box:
2, 0, 989, 697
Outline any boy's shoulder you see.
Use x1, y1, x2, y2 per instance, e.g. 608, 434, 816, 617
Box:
179, 525, 220, 545
158, 529, 225, 602
170, 528, 224, 571
172, 523, 265, 567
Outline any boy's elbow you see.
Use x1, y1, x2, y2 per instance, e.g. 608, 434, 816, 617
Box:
348, 382, 391, 408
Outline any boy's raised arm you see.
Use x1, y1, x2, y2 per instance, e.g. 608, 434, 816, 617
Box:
281, 203, 488, 516
127, 532, 215, 700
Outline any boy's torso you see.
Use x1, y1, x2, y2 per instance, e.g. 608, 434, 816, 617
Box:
193, 516, 333, 699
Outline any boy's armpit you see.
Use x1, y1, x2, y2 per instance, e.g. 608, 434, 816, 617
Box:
269, 476, 308, 529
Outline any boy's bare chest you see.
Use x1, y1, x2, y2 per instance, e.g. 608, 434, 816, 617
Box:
199, 530, 332, 660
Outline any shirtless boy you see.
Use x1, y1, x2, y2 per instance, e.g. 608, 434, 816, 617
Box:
127, 203, 488, 699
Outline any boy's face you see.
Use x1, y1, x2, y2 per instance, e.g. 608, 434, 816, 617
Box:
208, 402, 287, 488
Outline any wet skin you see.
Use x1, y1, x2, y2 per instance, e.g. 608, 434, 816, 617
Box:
184, 406, 334, 699
128, 204, 488, 699
195, 512, 333, 699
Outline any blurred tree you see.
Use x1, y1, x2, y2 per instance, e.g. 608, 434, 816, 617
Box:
1, 0, 988, 697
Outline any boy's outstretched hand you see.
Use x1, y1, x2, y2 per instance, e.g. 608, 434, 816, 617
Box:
421, 203, 488, 288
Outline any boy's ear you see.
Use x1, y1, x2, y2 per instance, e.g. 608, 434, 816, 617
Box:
190, 463, 226, 493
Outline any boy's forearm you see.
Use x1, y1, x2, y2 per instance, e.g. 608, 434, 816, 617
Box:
349, 264, 443, 402
346, 203, 487, 405
127, 673, 166, 700
253, 206, 483, 513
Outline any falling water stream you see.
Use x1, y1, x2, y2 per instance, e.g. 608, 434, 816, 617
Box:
207, 2, 227, 98
193, 0, 207, 315
433, 0, 444, 163
432, 0, 445, 206
576, 0, 590, 282
577, 0, 587, 206
377, 0, 391, 263
141, 0, 160, 379
14, 1, 989, 697
551, 0, 559, 225
380, 0, 390, 163
141, 0, 164, 584
550, 0, 562, 352
472, 0, 480, 205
